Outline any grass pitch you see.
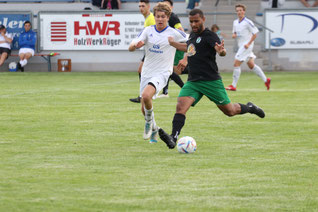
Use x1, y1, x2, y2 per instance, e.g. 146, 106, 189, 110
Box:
0, 71, 317, 211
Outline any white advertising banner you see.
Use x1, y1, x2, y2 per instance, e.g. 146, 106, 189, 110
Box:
265, 9, 318, 49
39, 12, 145, 50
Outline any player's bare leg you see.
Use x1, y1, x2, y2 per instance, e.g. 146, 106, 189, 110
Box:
141, 84, 157, 140
218, 102, 265, 118
0, 53, 8, 67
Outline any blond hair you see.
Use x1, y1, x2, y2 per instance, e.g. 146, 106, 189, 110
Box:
235, 4, 246, 11
153, 2, 172, 18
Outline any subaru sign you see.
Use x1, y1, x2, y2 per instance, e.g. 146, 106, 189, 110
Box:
265, 9, 318, 49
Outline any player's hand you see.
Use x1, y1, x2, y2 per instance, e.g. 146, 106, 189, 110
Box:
177, 58, 188, 73
215, 40, 225, 51
168, 37, 174, 45
244, 43, 250, 49
135, 41, 144, 49
232, 33, 237, 39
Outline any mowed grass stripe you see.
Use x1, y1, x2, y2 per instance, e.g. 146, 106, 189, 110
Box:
0, 71, 317, 211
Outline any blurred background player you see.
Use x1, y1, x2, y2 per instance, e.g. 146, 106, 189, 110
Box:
0, 24, 13, 68
129, 0, 155, 103
158, 0, 186, 98
211, 24, 227, 41
225, 4, 271, 92
129, 2, 187, 143
17, 21, 37, 72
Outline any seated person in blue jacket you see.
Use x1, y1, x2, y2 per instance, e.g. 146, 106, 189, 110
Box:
17, 21, 36, 72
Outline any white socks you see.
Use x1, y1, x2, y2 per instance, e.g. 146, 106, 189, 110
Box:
232, 67, 241, 88
19, 59, 28, 67
232, 65, 267, 88
252, 64, 267, 82
144, 106, 157, 130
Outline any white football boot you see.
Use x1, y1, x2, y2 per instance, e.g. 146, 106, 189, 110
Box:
143, 120, 153, 140
149, 126, 158, 143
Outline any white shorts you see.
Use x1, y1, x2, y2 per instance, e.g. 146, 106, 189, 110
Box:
140, 72, 170, 99
19, 48, 35, 56
235, 45, 256, 62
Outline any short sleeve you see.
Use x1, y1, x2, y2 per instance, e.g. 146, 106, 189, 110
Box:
174, 29, 187, 43
132, 26, 149, 44
169, 13, 181, 29
247, 20, 259, 34
206, 32, 220, 49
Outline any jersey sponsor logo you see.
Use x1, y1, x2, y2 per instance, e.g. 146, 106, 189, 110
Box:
187, 43, 196, 57
153, 44, 160, 49
149, 48, 163, 54
196, 37, 201, 43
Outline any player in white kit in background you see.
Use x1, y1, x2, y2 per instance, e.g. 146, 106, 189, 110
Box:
128, 2, 187, 143
226, 4, 271, 91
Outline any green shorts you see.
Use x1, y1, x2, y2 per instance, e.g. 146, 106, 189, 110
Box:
178, 80, 231, 106
174, 50, 184, 66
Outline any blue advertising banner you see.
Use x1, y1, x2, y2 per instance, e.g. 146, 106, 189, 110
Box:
0, 13, 32, 50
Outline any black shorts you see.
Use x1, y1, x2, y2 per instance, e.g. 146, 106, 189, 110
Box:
0, 47, 11, 59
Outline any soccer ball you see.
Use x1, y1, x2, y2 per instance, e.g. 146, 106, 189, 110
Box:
177, 136, 197, 154
9, 62, 17, 72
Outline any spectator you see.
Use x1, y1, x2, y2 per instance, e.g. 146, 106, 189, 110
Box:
0, 24, 13, 68
300, 0, 318, 7
17, 21, 36, 72
268, 0, 285, 8
186, 0, 200, 11
101, 0, 121, 9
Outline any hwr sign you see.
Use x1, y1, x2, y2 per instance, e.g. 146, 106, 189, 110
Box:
74, 21, 120, 36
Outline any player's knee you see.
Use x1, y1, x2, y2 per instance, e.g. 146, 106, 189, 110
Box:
176, 103, 187, 115
141, 93, 152, 102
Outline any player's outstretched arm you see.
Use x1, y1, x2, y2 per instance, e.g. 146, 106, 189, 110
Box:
128, 40, 144, 52
215, 40, 226, 57
168, 37, 187, 52
176, 54, 188, 74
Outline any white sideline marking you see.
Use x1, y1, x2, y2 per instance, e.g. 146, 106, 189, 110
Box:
0, 79, 136, 98
236, 88, 318, 92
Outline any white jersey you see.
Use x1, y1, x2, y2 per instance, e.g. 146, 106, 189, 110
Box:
0, 32, 13, 49
133, 25, 187, 78
232, 17, 259, 48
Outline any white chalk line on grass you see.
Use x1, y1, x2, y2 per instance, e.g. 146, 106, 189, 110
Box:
0, 79, 137, 98
235, 88, 318, 92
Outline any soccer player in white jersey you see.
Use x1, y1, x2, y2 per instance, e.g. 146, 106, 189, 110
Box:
225, 4, 271, 91
128, 2, 187, 143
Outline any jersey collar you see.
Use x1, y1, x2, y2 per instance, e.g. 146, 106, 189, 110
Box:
239, 17, 245, 23
154, 25, 168, 33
